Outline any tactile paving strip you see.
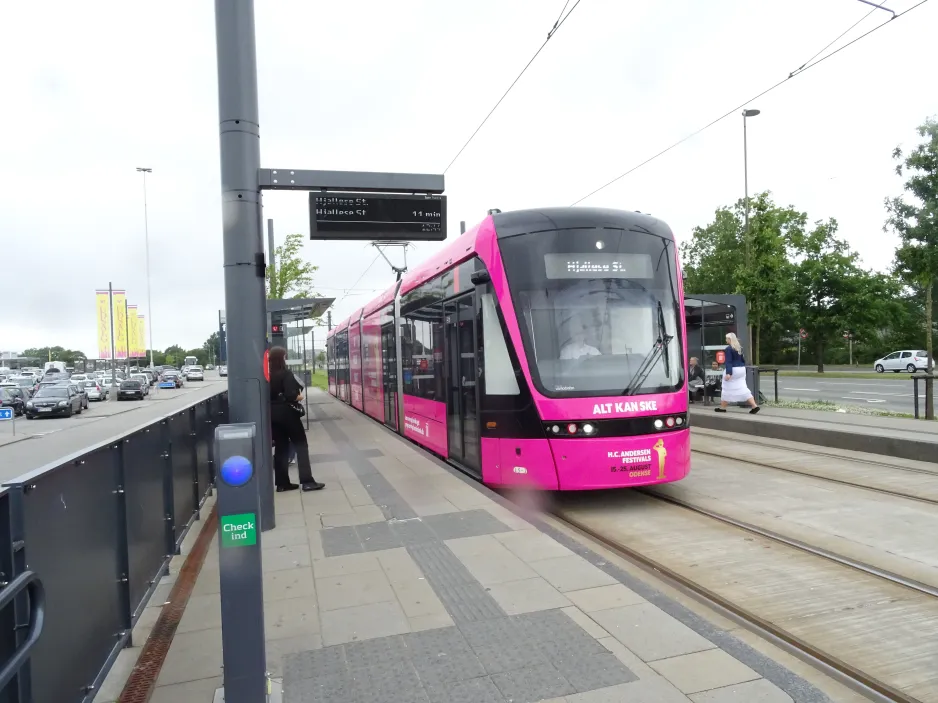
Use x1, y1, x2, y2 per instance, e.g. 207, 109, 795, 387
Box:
117, 507, 218, 703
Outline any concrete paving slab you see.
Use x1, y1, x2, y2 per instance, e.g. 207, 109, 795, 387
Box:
134, 391, 832, 702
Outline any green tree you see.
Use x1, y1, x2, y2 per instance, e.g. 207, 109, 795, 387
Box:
163, 344, 186, 367
22, 346, 87, 365
885, 117, 938, 419
267, 232, 318, 299
202, 332, 220, 364
788, 219, 896, 372
681, 192, 804, 364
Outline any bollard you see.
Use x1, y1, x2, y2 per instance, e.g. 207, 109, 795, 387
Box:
214, 423, 267, 702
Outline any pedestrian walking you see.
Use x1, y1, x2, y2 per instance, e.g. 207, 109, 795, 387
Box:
268, 347, 324, 492
714, 333, 760, 414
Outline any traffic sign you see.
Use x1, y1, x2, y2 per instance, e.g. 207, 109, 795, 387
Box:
715, 350, 726, 364
799, 328, 807, 339
0, 408, 12, 421
310, 192, 446, 241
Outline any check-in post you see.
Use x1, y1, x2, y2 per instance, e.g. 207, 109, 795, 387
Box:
214, 423, 267, 702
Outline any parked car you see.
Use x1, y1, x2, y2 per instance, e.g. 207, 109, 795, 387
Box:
0, 388, 25, 417
186, 365, 204, 381
58, 381, 89, 410
117, 380, 146, 400
0, 385, 31, 406
873, 350, 930, 373
218, 365, 228, 377
83, 380, 109, 402
130, 374, 151, 395
25, 386, 83, 418
160, 370, 184, 388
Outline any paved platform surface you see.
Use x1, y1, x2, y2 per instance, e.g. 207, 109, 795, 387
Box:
690, 403, 937, 464
691, 403, 936, 437
98, 392, 829, 703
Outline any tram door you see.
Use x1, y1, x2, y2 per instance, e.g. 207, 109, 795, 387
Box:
444, 294, 480, 475
381, 322, 397, 430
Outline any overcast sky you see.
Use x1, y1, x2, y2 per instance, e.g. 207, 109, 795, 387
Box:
2, 0, 934, 357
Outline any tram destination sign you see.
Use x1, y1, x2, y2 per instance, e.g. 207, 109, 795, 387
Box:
309, 192, 446, 241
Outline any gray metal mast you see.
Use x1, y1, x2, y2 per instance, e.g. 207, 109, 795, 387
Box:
214, 0, 275, 531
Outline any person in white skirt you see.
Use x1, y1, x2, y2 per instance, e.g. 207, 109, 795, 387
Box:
715, 332, 760, 414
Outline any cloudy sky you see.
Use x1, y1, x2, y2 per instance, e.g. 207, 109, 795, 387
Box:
2, 0, 934, 357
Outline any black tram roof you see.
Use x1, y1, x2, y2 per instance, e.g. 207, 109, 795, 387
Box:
490, 207, 673, 241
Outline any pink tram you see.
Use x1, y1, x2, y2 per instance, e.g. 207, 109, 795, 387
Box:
326, 207, 690, 490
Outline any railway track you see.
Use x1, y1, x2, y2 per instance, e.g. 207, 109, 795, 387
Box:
691, 430, 938, 507
553, 488, 938, 703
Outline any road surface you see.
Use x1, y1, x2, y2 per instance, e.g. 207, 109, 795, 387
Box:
0, 377, 227, 482
770, 374, 934, 414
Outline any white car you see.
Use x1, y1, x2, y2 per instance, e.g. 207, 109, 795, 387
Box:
186, 366, 204, 381
873, 350, 930, 373
218, 365, 227, 377
83, 380, 109, 401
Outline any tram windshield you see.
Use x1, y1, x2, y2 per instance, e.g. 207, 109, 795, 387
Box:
500, 227, 683, 398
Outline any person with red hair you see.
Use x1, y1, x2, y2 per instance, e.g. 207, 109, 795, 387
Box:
268, 346, 324, 491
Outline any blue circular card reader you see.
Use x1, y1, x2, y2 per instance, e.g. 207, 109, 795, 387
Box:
220, 455, 253, 487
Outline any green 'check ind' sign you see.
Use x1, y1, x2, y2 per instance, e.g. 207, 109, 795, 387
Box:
220, 512, 257, 548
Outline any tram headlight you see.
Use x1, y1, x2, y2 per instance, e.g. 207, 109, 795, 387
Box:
567, 424, 578, 435
675, 417, 684, 426
666, 417, 675, 428
551, 425, 561, 434
654, 419, 664, 430
582, 423, 595, 435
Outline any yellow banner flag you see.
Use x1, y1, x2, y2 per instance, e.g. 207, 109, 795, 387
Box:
127, 305, 138, 357
113, 291, 128, 359
96, 291, 112, 359
138, 314, 147, 359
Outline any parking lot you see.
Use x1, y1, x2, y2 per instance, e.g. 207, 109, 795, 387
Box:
0, 372, 227, 482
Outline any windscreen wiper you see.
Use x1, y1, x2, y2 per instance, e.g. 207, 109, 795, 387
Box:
622, 301, 673, 395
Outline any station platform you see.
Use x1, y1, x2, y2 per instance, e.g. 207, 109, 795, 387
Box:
97, 392, 832, 703
690, 404, 938, 463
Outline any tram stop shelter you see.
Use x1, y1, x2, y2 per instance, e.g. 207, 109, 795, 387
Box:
683, 294, 752, 404
267, 296, 334, 372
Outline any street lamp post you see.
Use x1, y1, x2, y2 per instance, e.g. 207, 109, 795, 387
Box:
742, 108, 760, 360
742, 109, 760, 264
136, 167, 156, 369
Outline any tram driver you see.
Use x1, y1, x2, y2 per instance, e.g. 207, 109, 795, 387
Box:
560, 323, 601, 360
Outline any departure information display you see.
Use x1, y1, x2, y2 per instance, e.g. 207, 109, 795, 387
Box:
310, 193, 446, 241
543, 253, 653, 279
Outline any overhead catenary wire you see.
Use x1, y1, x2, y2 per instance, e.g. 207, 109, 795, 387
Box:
571, 0, 929, 206
790, 0, 886, 77
334, 253, 382, 308
442, 0, 585, 174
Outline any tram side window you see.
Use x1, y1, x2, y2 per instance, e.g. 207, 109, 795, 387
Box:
336, 330, 350, 386
327, 337, 336, 386
480, 294, 519, 395
402, 308, 444, 402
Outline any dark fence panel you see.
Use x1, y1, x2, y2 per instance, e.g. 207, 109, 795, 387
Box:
18, 446, 124, 703
0, 493, 17, 703
123, 425, 170, 618
168, 412, 197, 549
194, 402, 211, 503
0, 391, 227, 703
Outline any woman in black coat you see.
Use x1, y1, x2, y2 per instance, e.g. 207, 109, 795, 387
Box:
268, 347, 324, 492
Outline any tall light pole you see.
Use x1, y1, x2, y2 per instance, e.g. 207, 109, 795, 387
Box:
742, 108, 760, 263
742, 108, 760, 361
136, 167, 156, 369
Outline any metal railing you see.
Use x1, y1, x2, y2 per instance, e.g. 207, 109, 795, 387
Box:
0, 391, 227, 703
912, 374, 935, 420
758, 367, 780, 403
